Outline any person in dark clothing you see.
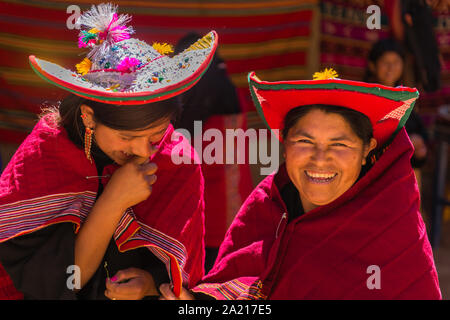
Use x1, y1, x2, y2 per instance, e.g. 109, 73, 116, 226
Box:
364, 38, 428, 168
174, 32, 241, 134
174, 33, 250, 274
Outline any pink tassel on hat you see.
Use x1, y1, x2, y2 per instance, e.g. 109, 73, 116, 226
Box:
98, 13, 132, 43
116, 56, 141, 73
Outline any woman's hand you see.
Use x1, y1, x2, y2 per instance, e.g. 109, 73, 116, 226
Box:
75, 150, 158, 289
102, 155, 158, 211
159, 283, 195, 300
105, 268, 158, 300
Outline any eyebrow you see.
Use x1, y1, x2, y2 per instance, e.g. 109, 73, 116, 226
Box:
121, 127, 167, 138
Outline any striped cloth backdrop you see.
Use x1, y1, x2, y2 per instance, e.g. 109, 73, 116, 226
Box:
320, 0, 450, 114
0, 0, 319, 144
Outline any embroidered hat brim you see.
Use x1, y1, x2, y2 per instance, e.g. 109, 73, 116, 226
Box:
248, 71, 419, 147
29, 31, 218, 105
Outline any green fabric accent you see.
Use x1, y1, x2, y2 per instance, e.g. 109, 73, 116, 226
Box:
388, 99, 416, 144
247, 74, 279, 139
248, 77, 419, 102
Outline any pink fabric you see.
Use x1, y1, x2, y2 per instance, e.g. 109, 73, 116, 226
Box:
0, 114, 205, 298
193, 128, 441, 300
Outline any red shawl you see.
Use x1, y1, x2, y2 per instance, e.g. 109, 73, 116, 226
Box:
193, 128, 441, 300
0, 115, 205, 299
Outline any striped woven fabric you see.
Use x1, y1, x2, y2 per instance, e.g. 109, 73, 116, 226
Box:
0, 0, 318, 144
114, 208, 190, 286
320, 1, 391, 80
193, 279, 267, 300
320, 0, 450, 112
0, 191, 96, 242
0, 190, 191, 290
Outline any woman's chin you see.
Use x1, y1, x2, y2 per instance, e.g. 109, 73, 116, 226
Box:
302, 190, 340, 208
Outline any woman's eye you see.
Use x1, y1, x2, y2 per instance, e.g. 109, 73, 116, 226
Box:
331, 143, 347, 147
297, 139, 312, 144
120, 136, 133, 141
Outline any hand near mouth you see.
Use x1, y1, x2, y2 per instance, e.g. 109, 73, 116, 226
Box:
102, 155, 159, 211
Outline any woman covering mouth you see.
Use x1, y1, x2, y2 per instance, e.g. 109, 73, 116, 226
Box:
0, 3, 218, 300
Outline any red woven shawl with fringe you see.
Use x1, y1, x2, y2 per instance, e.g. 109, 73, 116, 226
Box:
0, 115, 205, 299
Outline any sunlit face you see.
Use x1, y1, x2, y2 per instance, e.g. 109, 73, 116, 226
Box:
373, 51, 404, 87
283, 109, 377, 213
80, 104, 170, 165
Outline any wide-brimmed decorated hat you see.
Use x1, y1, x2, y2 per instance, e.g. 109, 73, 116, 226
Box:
29, 3, 218, 105
248, 69, 419, 147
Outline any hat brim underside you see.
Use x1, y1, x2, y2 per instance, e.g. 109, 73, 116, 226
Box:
29, 31, 218, 105
248, 72, 419, 147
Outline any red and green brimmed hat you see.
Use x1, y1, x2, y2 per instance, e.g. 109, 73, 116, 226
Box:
29, 3, 218, 105
248, 69, 419, 147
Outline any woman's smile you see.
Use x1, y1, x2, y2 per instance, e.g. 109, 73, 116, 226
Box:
304, 170, 338, 184
119, 151, 133, 161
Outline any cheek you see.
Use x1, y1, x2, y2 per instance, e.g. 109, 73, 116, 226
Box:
285, 145, 310, 166
95, 130, 126, 152
334, 150, 364, 180
284, 145, 311, 184
393, 64, 403, 76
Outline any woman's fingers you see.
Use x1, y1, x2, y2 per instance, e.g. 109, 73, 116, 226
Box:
140, 162, 158, 175
139, 162, 158, 186
145, 174, 157, 185
159, 283, 177, 300
105, 268, 158, 300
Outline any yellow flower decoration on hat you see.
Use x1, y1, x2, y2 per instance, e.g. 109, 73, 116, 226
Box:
152, 42, 174, 55
76, 57, 92, 75
313, 68, 339, 80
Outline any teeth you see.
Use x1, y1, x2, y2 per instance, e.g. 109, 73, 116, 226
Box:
306, 171, 336, 179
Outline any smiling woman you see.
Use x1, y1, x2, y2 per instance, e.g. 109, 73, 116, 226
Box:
162, 70, 442, 300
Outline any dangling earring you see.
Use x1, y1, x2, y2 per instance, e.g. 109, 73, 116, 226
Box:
84, 127, 93, 163
81, 113, 93, 163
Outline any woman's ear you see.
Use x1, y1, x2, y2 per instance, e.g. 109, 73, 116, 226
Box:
368, 138, 377, 155
362, 138, 377, 165
80, 104, 95, 128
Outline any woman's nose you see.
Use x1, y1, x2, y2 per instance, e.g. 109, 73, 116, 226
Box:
133, 139, 153, 158
311, 146, 329, 163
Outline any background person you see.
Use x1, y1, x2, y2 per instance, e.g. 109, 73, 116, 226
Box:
174, 33, 254, 273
